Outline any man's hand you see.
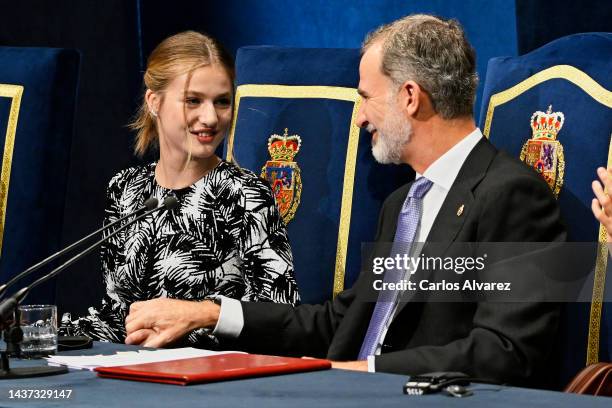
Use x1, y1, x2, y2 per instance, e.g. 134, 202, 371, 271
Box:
124, 298, 220, 347
125, 328, 158, 347
331, 360, 368, 372
592, 166, 612, 253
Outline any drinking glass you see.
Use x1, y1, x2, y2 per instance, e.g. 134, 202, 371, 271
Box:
18, 304, 58, 358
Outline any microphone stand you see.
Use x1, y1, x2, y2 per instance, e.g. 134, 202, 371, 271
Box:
0, 310, 67, 378
0, 196, 177, 379
0, 197, 159, 299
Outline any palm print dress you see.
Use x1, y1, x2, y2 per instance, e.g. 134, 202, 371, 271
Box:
62, 160, 300, 347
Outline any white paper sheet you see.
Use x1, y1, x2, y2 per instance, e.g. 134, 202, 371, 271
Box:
45, 347, 242, 371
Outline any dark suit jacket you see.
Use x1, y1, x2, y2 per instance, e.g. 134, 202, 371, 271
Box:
232, 137, 566, 386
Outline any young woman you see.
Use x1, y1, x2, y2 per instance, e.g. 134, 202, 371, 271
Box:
62, 31, 299, 348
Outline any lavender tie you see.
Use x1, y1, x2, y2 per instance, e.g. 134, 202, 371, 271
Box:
358, 176, 433, 360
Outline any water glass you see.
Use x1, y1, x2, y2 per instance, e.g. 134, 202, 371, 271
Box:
18, 304, 58, 358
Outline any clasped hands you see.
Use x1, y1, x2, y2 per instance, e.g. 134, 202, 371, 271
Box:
124, 298, 220, 348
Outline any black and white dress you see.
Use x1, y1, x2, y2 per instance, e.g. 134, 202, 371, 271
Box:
63, 160, 300, 347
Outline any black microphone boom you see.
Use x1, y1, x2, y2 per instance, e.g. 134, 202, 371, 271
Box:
0, 197, 159, 299
0, 195, 178, 320
0, 196, 176, 380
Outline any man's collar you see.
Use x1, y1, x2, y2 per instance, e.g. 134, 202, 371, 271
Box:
416, 128, 483, 190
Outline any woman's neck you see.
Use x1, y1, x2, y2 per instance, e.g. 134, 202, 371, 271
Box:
155, 154, 220, 190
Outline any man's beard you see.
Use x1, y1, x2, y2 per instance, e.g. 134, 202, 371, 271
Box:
369, 103, 412, 165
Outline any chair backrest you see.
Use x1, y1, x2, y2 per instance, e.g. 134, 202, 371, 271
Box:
225, 46, 412, 304
0, 47, 80, 304
478, 33, 612, 387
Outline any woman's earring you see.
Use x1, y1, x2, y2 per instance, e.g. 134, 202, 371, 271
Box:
150, 109, 158, 118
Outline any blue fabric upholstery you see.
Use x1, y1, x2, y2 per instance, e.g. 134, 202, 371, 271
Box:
0, 47, 80, 304
478, 33, 612, 386
226, 46, 412, 304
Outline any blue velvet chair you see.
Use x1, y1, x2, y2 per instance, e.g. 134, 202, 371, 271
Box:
225, 46, 412, 304
478, 33, 612, 387
0, 47, 80, 304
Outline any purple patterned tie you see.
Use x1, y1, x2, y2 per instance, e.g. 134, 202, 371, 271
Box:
358, 176, 433, 360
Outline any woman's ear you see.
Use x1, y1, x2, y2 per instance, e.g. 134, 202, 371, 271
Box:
145, 89, 159, 117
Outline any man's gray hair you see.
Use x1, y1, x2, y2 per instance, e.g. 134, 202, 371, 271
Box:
363, 14, 478, 119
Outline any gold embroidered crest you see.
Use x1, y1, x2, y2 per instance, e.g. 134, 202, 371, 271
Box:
520, 105, 565, 197
261, 129, 302, 224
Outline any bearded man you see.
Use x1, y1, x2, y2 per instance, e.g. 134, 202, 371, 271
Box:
124, 14, 566, 387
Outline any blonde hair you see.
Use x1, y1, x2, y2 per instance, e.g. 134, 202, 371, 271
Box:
130, 31, 235, 156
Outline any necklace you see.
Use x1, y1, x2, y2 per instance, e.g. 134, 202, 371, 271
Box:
154, 156, 221, 190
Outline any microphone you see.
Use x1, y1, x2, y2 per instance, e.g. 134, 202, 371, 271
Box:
0, 197, 159, 299
0, 195, 179, 321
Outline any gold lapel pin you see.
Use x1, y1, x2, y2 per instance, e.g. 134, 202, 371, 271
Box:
457, 204, 464, 217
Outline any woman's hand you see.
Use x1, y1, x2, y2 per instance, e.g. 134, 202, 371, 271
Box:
592, 166, 612, 254
124, 298, 220, 347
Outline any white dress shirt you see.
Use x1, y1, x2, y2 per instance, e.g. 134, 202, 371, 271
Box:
215, 128, 485, 372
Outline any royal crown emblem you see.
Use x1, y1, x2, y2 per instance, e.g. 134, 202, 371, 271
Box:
519, 105, 565, 197
261, 128, 302, 224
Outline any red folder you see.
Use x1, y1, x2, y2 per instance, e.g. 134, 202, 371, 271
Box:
94, 353, 331, 385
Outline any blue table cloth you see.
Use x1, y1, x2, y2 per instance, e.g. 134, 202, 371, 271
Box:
0, 342, 608, 407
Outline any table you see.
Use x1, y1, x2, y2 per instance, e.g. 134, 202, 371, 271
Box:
0, 342, 609, 407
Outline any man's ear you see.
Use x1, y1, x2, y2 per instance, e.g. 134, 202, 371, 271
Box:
145, 89, 160, 117
398, 80, 423, 117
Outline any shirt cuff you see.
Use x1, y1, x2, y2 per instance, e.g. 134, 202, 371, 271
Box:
367, 355, 376, 373
211, 296, 244, 338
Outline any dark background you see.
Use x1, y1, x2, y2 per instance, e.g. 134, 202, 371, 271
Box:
0, 0, 610, 315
